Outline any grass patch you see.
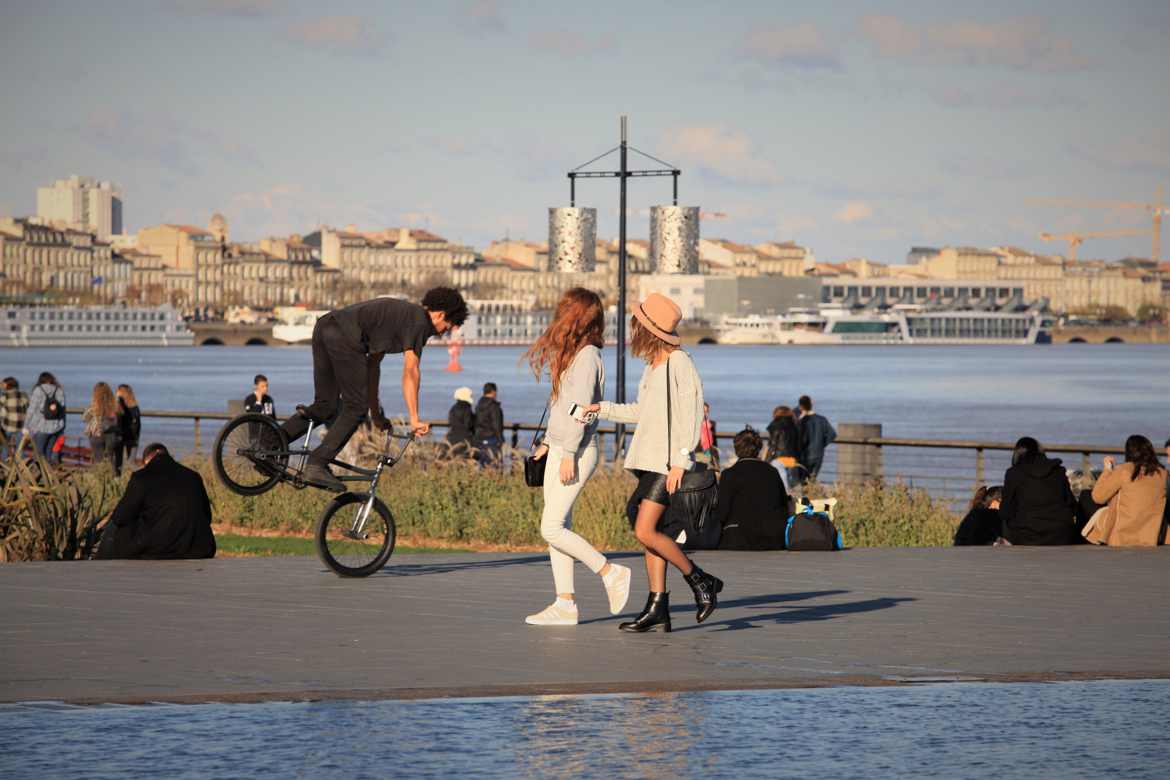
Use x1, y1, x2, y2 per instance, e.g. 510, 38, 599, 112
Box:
215, 532, 468, 557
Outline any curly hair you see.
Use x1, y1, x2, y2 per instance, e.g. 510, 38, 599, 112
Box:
733, 426, 763, 460
524, 288, 605, 400
421, 286, 469, 327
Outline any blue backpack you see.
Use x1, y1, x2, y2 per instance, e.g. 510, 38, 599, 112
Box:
785, 505, 844, 551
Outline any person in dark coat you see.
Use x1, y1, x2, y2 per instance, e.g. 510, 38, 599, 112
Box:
954, 485, 1003, 545
1000, 437, 1077, 546
473, 382, 505, 465
94, 443, 216, 559
766, 405, 801, 488
796, 395, 836, 481
717, 427, 790, 550
446, 386, 476, 457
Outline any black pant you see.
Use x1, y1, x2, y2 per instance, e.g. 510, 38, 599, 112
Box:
282, 315, 368, 465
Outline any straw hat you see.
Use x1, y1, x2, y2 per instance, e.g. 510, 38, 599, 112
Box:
454, 386, 473, 403
633, 292, 682, 346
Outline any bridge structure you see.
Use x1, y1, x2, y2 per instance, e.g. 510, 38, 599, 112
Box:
187, 321, 279, 347
1050, 324, 1169, 344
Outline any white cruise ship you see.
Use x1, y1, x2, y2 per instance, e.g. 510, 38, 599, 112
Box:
2, 304, 193, 347
718, 306, 1054, 345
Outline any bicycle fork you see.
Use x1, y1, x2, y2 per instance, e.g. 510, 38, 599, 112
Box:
345, 460, 385, 539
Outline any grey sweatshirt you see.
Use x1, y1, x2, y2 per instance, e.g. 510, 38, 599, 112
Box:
598, 350, 704, 474
544, 344, 605, 455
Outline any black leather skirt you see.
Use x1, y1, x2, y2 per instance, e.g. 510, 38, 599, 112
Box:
626, 470, 685, 537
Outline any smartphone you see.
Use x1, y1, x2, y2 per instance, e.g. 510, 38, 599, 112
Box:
567, 403, 597, 425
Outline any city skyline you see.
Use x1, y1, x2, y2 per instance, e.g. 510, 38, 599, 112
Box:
2, 1, 1168, 264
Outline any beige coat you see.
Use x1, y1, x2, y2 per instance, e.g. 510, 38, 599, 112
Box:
1087, 462, 1167, 546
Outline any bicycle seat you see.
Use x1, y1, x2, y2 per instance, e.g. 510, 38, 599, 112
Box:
296, 404, 332, 424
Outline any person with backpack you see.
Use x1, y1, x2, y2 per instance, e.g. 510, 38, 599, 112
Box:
23, 372, 66, 464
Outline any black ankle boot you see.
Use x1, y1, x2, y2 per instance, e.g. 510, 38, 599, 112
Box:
619, 592, 671, 633
683, 565, 723, 623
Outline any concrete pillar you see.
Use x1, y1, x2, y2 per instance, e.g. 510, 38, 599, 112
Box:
649, 205, 699, 274
548, 207, 597, 272
837, 422, 883, 484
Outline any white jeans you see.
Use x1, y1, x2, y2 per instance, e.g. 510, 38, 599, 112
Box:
541, 441, 606, 594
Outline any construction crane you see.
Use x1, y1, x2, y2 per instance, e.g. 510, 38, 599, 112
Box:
1032, 186, 1167, 262
1038, 229, 1147, 262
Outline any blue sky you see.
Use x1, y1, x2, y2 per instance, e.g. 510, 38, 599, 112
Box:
1, 0, 1168, 264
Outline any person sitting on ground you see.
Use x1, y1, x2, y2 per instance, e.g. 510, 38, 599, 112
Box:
1084, 435, 1167, 546
766, 404, 801, 490
446, 386, 476, 458
281, 288, 468, 491
796, 394, 836, 481
1000, 436, 1077, 545
954, 485, 1003, 546
93, 443, 216, 560
1, 377, 29, 461
717, 427, 790, 551
244, 374, 276, 418
473, 382, 505, 465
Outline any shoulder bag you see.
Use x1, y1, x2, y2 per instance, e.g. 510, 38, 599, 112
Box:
523, 406, 549, 488
664, 354, 721, 550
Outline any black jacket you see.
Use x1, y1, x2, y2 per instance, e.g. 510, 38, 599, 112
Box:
473, 396, 504, 440
97, 454, 216, 559
446, 400, 476, 446
953, 507, 1002, 546
798, 413, 837, 466
1000, 455, 1077, 546
766, 416, 800, 459
716, 459, 790, 550
118, 399, 141, 445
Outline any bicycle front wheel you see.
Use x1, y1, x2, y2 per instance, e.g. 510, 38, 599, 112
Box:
315, 493, 396, 577
213, 413, 289, 496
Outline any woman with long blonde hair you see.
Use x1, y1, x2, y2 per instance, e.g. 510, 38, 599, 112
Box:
83, 381, 123, 474
521, 288, 631, 626
587, 293, 722, 632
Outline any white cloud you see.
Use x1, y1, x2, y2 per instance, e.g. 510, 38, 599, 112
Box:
835, 201, 874, 223
744, 22, 841, 71
178, 0, 279, 17
859, 15, 1089, 71
528, 29, 616, 57
459, 0, 506, 34
777, 214, 818, 234
286, 16, 386, 56
660, 126, 780, 185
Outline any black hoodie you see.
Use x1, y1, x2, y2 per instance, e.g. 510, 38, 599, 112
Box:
766, 416, 800, 459
473, 396, 503, 441
1000, 454, 1077, 545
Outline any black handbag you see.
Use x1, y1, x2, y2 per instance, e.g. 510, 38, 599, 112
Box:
664, 355, 721, 550
523, 406, 549, 488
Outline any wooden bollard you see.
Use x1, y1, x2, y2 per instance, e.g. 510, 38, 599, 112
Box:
837, 422, 883, 484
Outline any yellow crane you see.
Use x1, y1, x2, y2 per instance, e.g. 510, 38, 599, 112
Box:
1033, 186, 1167, 261
1038, 229, 1147, 262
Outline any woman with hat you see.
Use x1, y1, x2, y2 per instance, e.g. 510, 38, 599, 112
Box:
586, 292, 723, 632
445, 386, 476, 458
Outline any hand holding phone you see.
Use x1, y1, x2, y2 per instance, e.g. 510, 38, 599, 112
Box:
568, 403, 598, 425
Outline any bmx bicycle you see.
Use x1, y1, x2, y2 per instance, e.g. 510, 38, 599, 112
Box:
212, 410, 411, 578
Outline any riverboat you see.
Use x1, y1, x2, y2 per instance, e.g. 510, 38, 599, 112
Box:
717, 306, 1054, 345
1, 304, 193, 347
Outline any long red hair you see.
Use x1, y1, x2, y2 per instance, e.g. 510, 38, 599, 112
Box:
524, 288, 605, 400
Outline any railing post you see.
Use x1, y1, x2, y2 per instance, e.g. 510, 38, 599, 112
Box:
1081, 451, 1091, 474
193, 416, 201, 453
838, 423, 883, 483
511, 423, 520, 449
975, 447, 985, 488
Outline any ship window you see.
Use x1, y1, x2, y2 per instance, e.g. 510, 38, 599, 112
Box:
832, 321, 892, 334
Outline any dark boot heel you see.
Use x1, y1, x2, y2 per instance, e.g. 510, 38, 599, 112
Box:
684, 565, 721, 624
619, 592, 671, 633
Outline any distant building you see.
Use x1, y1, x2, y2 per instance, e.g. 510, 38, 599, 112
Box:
36, 176, 123, 240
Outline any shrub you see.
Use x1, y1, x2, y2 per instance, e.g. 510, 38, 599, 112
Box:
0, 458, 120, 562
803, 479, 959, 547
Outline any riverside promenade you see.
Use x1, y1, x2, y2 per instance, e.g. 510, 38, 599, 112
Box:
1, 547, 1167, 704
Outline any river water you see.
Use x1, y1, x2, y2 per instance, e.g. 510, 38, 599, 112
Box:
2, 680, 1167, 778
1, 344, 1166, 497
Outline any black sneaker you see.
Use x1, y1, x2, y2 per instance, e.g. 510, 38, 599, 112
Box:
303, 462, 345, 492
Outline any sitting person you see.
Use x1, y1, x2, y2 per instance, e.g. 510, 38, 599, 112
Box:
954, 485, 1003, 546
1085, 435, 1167, 546
717, 427, 790, 551
1000, 436, 1077, 545
93, 443, 216, 559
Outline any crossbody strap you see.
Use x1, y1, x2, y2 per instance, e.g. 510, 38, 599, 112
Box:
531, 405, 549, 453
664, 353, 672, 472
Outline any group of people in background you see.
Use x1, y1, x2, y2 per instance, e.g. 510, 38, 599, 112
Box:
765, 397, 837, 488
955, 435, 1169, 547
445, 382, 506, 465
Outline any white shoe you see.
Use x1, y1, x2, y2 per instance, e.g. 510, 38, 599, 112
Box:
525, 601, 578, 626
602, 564, 632, 615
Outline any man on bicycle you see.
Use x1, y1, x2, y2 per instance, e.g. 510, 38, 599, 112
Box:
282, 287, 468, 491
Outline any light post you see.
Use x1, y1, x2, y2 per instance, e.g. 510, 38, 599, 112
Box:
556, 116, 683, 456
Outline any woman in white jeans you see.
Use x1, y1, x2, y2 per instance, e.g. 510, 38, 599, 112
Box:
522, 288, 631, 626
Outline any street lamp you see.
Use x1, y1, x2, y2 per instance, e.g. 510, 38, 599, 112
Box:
555, 116, 689, 455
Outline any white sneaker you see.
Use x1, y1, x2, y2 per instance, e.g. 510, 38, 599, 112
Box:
525, 601, 578, 626
602, 564, 632, 615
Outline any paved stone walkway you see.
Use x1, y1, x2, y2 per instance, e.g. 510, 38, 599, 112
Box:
1, 547, 1167, 703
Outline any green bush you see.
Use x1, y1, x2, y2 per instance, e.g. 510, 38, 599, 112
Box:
803, 479, 959, 547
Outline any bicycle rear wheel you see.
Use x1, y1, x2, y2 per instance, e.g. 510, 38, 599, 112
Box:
315, 493, 396, 577
213, 413, 289, 496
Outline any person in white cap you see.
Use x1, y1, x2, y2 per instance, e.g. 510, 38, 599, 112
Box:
522, 288, 631, 625
446, 386, 476, 458
587, 292, 723, 632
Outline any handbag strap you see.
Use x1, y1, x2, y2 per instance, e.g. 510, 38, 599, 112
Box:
530, 405, 549, 453
664, 352, 672, 472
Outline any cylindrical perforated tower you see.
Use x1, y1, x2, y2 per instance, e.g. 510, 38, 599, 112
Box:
548, 207, 597, 272
649, 205, 699, 274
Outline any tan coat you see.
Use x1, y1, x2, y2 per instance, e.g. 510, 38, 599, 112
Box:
1087, 462, 1168, 546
